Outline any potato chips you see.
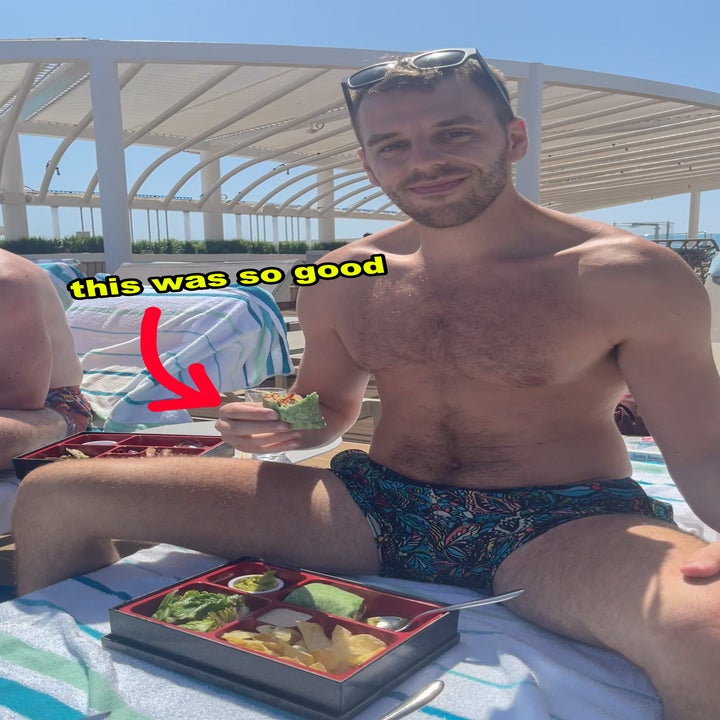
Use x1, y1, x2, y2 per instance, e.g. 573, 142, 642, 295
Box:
221, 621, 387, 675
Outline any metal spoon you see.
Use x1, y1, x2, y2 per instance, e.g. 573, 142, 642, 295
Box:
377, 679, 444, 720
367, 588, 525, 631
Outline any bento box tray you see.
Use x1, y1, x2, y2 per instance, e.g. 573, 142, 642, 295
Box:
102, 557, 460, 720
12, 431, 235, 479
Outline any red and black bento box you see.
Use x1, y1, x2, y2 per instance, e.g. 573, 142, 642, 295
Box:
12, 432, 235, 479
102, 558, 460, 720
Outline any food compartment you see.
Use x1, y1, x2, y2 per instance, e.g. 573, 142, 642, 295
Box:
118, 582, 271, 634
17, 443, 100, 460
218, 608, 399, 678
17, 433, 128, 459
13, 432, 234, 478
207, 559, 304, 594
106, 434, 233, 458
104, 445, 208, 458
116, 435, 221, 449
279, 577, 449, 632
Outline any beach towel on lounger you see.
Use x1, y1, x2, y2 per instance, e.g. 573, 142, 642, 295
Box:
35, 260, 85, 309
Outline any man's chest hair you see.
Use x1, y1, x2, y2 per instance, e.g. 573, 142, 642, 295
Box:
343, 267, 604, 386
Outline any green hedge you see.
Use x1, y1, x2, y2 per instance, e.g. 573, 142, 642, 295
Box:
0, 236, 346, 255
0, 236, 105, 253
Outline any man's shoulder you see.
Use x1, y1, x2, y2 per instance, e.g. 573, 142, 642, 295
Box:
0, 254, 62, 320
315, 224, 413, 265
574, 225, 682, 272
574, 227, 707, 322
0, 252, 47, 288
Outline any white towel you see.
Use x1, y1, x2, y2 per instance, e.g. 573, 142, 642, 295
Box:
66, 285, 292, 431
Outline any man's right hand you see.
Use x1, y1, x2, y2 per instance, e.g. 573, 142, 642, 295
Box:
214, 401, 303, 455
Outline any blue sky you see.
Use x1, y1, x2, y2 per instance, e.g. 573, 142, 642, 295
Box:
3, 0, 720, 240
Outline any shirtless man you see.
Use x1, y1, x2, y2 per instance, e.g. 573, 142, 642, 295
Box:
0, 249, 92, 469
11, 49, 720, 719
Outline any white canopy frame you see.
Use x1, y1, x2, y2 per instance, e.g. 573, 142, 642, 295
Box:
0, 39, 718, 271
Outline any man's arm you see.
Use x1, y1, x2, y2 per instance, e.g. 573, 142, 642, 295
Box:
284, 281, 372, 448
610, 241, 720, 532
0, 270, 53, 408
216, 280, 371, 453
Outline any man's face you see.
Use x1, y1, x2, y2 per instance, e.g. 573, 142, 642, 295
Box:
355, 75, 526, 228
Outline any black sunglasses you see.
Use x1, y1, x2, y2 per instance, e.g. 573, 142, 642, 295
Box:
341, 48, 512, 115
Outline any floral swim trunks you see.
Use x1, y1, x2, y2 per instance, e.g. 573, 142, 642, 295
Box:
330, 449, 675, 593
45, 385, 93, 435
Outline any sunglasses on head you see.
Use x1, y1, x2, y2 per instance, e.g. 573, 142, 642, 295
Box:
341, 48, 512, 115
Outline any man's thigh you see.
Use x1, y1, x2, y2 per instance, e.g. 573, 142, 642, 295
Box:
13, 456, 381, 590
492, 514, 717, 662
0, 409, 66, 468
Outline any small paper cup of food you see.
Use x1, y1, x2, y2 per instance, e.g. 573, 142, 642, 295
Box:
228, 572, 284, 594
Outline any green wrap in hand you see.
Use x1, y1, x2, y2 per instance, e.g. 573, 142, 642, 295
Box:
262, 391, 326, 430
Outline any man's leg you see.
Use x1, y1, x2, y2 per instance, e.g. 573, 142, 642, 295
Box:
12, 456, 380, 594
0, 409, 67, 470
493, 514, 720, 720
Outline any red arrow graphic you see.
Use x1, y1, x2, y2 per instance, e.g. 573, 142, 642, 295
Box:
140, 306, 222, 412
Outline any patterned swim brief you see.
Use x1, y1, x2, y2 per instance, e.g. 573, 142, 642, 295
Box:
45, 385, 93, 435
330, 449, 675, 593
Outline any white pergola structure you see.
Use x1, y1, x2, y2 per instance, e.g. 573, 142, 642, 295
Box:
1, 39, 720, 271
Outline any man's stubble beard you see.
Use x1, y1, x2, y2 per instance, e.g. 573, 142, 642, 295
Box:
383, 146, 511, 229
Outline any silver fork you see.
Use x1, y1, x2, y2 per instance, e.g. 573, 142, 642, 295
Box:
377, 680, 445, 720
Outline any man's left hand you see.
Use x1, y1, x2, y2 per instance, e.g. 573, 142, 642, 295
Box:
680, 540, 720, 579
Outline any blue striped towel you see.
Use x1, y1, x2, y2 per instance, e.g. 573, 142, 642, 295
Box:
35, 260, 85, 309
66, 285, 292, 431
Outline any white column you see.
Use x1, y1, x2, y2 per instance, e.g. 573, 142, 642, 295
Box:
51, 206, 61, 239
88, 50, 133, 272
235, 214, 242, 239
514, 63, 544, 204
272, 215, 280, 250
0, 130, 30, 240
200, 152, 224, 240
688, 191, 701, 238
305, 218, 312, 244
316, 169, 335, 243
183, 211, 191, 241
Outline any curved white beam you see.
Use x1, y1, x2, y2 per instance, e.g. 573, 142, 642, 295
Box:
227, 141, 357, 209
197, 121, 352, 209
544, 124, 720, 165
319, 184, 384, 214
342, 189, 388, 213
164, 96, 344, 206
543, 113, 720, 159
128, 67, 329, 202
543, 97, 662, 131
252, 158, 361, 208
279, 171, 366, 213
285, 167, 365, 214
546, 104, 700, 143
375, 199, 399, 213
544, 134, 720, 175
82, 64, 239, 199
38, 63, 143, 202
0, 62, 40, 183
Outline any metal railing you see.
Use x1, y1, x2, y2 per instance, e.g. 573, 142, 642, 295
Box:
649, 238, 719, 283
